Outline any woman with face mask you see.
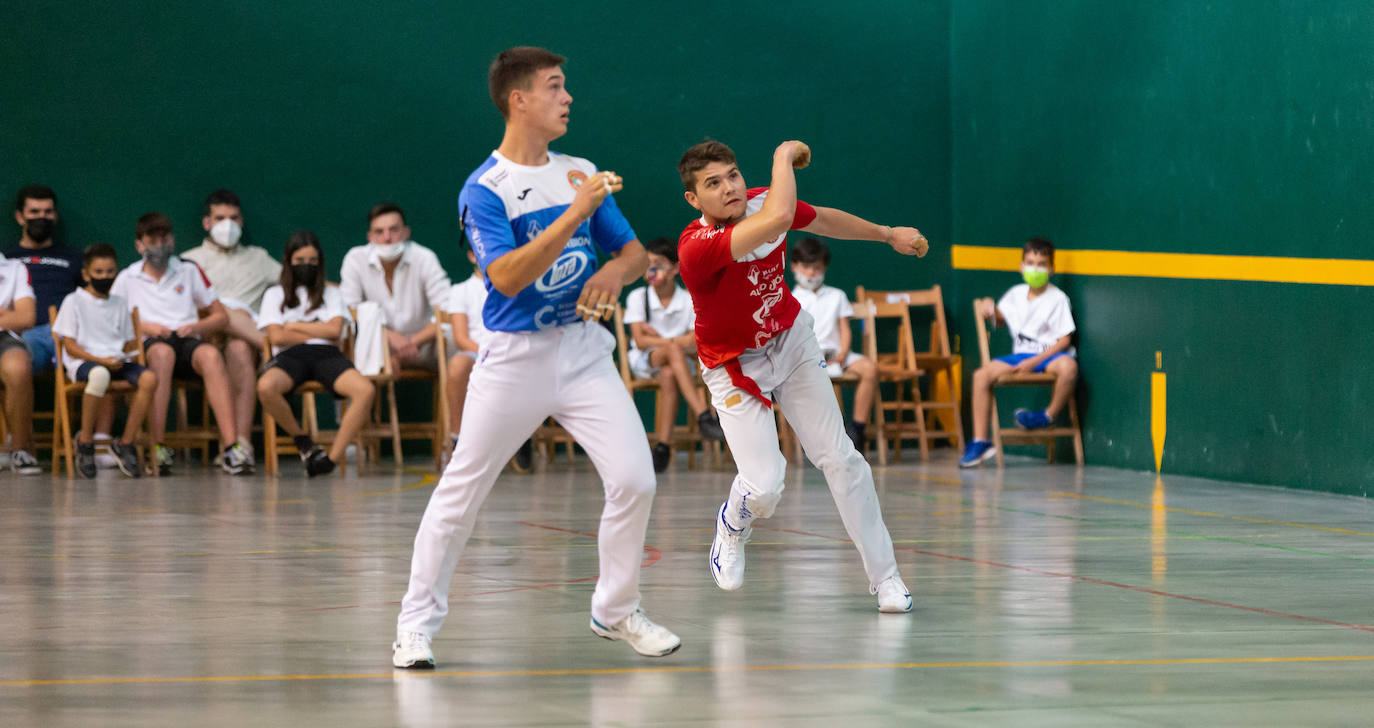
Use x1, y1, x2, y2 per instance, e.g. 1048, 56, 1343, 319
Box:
255, 230, 375, 477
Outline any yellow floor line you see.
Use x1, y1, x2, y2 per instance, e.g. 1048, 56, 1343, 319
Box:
7, 655, 1374, 687
357, 466, 438, 497
1051, 491, 1374, 537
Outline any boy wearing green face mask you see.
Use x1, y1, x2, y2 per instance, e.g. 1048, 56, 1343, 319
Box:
960, 237, 1077, 468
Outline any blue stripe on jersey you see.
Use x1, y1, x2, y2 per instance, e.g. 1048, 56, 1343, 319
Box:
457, 152, 636, 332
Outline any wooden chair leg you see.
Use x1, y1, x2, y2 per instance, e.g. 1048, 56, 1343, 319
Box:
386, 382, 403, 467
946, 365, 966, 451
264, 410, 278, 476
56, 389, 73, 476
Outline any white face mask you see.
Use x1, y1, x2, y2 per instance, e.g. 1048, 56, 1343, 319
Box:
371, 240, 407, 262
209, 219, 242, 249
794, 272, 824, 291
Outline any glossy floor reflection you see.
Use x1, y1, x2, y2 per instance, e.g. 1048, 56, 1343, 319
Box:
3, 453, 1374, 726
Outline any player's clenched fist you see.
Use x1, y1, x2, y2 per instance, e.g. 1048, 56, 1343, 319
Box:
774, 141, 810, 169
887, 226, 929, 258
570, 171, 623, 220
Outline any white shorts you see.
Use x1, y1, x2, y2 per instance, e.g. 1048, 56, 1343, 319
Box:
628, 347, 699, 380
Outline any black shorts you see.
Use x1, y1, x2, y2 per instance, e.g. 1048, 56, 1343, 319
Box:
75, 360, 148, 386
145, 334, 214, 379
0, 330, 28, 358
265, 344, 355, 395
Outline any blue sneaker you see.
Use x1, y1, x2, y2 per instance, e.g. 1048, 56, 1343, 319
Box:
1014, 408, 1053, 430
959, 440, 996, 468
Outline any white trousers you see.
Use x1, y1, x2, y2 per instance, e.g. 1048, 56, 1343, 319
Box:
701, 311, 899, 589
397, 321, 656, 637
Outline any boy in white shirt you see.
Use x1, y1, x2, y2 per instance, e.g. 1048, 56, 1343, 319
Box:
790, 237, 879, 454
0, 253, 40, 474
257, 231, 375, 476
52, 243, 156, 478
961, 237, 1078, 468
624, 237, 724, 472
110, 212, 253, 475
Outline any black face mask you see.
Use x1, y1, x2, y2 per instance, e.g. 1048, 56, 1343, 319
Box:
291, 263, 319, 287
89, 276, 115, 295
25, 218, 54, 243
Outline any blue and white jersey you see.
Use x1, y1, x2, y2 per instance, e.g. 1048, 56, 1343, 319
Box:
459, 150, 637, 332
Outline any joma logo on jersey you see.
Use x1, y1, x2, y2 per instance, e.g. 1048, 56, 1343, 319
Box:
536, 250, 590, 292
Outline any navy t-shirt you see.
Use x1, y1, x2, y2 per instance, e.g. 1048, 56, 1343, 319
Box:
4, 243, 84, 325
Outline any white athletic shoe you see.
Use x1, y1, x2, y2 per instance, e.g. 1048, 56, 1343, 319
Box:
708, 502, 750, 591
875, 574, 913, 613
392, 631, 435, 669
589, 609, 681, 657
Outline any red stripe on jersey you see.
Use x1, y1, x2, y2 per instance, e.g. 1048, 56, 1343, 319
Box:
189, 261, 212, 288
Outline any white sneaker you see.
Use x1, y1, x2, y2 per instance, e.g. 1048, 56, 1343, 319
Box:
237, 438, 255, 463
708, 502, 750, 591
221, 443, 254, 475
875, 574, 913, 613
93, 434, 118, 469
392, 631, 435, 669
10, 449, 41, 475
589, 609, 681, 657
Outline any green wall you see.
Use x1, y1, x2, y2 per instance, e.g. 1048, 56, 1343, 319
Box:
949, 1, 1374, 493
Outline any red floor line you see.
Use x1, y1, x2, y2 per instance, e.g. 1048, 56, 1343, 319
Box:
753, 524, 1374, 634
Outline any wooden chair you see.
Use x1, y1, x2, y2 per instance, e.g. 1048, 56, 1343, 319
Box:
347, 306, 408, 468
48, 305, 147, 476
974, 304, 1083, 466
260, 322, 362, 475
776, 299, 874, 464
383, 306, 450, 469
856, 286, 965, 457
857, 298, 934, 462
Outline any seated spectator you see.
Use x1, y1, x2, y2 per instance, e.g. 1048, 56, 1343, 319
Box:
340, 203, 452, 371
110, 212, 253, 475
180, 189, 281, 460
0, 251, 39, 474
961, 237, 1078, 468
256, 231, 375, 477
625, 237, 724, 473
7, 184, 83, 374
790, 237, 878, 453
51, 244, 157, 478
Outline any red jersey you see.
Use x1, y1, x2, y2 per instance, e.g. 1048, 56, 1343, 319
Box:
678, 187, 817, 370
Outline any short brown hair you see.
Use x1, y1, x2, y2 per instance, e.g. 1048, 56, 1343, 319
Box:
489, 46, 566, 118
367, 202, 406, 225
135, 212, 173, 239
677, 140, 737, 192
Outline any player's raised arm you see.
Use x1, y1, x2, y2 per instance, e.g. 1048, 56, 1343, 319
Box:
800, 207, 930, 258
724, 141, 810, 259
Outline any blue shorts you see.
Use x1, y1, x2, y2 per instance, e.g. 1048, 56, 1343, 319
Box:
75, 360, 149, 387
995, 351, 1073, 373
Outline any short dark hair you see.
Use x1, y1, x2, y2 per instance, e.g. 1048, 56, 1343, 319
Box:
135, 212, 173, 239
644, 237, 678, 264
489, 46, 566, 118
367, 202, 406, 225
677, 140, 737, 192
82, 243, 118, 268
15, 184, 56, 212
203, 188, 241, 215
1023, 237, 1055, 261
792, 237, 831, 266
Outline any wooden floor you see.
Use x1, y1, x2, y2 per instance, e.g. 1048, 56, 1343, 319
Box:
4, 450, 1374, 726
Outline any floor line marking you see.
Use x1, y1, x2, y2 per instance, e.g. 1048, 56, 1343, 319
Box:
357, 466, 438, 497
7, 655, 1374, 687
1049, 490, 1374, 537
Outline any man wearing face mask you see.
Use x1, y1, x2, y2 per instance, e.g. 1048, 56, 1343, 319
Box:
339, 203, 453, 370
6, 185, 85, 375
181, 189, 282, 460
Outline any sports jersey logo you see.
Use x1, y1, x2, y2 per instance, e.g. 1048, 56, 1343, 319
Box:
536, 250, 590, 292
175, 284, 185, 294
567, 170, 588, 189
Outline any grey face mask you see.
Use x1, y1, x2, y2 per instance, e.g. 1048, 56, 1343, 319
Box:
142, 243, 174, 270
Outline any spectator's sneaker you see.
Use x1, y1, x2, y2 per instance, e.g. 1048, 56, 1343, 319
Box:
392, 631, 435, 669
305, 448, 335, 477
236, 438, 255, 463
93, 434, 118, 469
221, 443, 254, 475
155, 445, 174, 475
846, 420, 867, 454
874, 574, 913, 613
697, 411, 726, 441
958, 440, 996, 468
299, 444, 326, 467
651, 442, 672, 473
110, 440, 142, 478
75, 441, 97, 479
589, 609, 681, 657
1015, 408, 1053, 430
510, 438, 534, 474
708, 502, 750, 591
11, 449, 41, 475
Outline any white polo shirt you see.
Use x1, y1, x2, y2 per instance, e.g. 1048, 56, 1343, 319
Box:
623, 284, 696, 358
339, 242, 452, 338
180, 240, 282, 313
0, 258, 36, 318
110, 256, 218, 331
52, 289, 135, 379
445, 273, 491, 351
996, 283, 1077, 356
792, 284, 854, 354
258, 284, 349, 354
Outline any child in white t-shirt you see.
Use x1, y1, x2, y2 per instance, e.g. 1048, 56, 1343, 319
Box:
624, 237, 724, 472
52, 244, 158, 478
256, 231, 375, 477
961, 237, 1078, 468
790, 237, 879, 454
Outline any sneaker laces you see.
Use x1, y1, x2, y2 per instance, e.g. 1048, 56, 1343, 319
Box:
872, 575, 907, 597
397, 631, 429, 650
